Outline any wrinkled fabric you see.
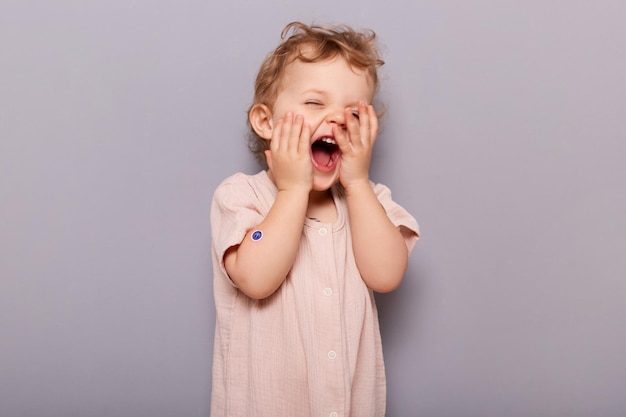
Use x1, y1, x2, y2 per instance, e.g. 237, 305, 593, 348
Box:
210, 171, 419, 417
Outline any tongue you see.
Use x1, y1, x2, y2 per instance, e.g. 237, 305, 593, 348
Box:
312, 148, 332, 167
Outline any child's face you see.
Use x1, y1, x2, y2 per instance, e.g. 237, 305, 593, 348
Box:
270, 56, 375, 191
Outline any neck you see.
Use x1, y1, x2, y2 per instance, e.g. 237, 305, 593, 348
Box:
307, 189, 336, 223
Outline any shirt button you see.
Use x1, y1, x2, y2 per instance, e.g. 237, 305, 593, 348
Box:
330, 413, 339, 417
318, 227, 328, 236
323, 288, 333, 296
328, 350, 337, 360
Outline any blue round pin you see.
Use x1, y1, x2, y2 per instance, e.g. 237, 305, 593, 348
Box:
251, 230, 263, 241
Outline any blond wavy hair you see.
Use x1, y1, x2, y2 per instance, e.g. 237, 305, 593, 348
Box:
247, 22, 385, 167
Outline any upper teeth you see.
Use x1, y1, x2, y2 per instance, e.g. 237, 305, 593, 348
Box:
321, 137, 336, 145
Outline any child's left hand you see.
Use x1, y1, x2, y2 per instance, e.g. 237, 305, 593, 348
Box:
333, 101, 379, 190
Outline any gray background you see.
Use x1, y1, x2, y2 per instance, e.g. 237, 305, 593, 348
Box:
1, 1, 625, 416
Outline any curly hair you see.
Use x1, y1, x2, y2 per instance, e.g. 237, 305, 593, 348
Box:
247, 22, 385, 167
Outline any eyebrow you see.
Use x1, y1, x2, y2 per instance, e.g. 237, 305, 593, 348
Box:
301, 88, 326, 95
301, 89, 364, 107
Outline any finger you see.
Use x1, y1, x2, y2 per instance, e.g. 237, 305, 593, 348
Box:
356, 101, 371, 146
333, 122, 351, 153
345, 106, 361, 148
279, 112, 293, 152
289, 114, 304, 153
270, 118, 284, 152
297, 121, 311, 156
366, 104, 379, 144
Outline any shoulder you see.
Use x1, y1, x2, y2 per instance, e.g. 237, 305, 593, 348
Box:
213, 171, 273, 198
215, 171, 262, 190
363, 181, 396, 203
212, 170, 277, 215
370, 181, 392, 196
369, 180, 419, 229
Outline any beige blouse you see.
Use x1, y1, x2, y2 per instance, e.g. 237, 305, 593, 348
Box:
210, 171, 419, 417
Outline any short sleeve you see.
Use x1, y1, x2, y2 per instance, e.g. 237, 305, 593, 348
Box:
210, 174, 266, 280
372, 182, 420, 253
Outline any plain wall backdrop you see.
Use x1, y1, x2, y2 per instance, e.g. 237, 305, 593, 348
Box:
1, 1, 625, 416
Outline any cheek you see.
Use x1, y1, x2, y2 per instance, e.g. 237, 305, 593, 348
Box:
300, 111, 325, 130
269, 103, 323, 132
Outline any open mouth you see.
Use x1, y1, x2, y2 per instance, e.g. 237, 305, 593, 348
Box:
311, 137, 340, 171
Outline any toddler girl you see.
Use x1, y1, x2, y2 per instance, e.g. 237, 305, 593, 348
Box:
210, 22, 420, 417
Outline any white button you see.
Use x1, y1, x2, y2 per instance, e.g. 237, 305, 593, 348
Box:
330, 412, 339, 417
323, 287, 333, 296
328, 350, 337, 360
318, 227, 328, 236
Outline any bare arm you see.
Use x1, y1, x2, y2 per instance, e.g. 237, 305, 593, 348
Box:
224, 113, 312, 299
335, 102, 408, 292
344, 182, 408, 292
224, 188, 308, 299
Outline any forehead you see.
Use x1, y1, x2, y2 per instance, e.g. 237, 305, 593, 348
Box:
280, 56, 374, 99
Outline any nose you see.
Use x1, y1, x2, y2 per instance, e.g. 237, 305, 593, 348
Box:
325, 108, 346, 128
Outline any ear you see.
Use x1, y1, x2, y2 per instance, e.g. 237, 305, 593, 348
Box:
248, 104, 274, 140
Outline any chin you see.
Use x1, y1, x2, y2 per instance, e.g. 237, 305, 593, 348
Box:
311, 170, 340, 192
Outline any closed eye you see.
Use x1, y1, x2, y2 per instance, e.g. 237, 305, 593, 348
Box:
351, 110, 360, 120
305, 100, 323, 106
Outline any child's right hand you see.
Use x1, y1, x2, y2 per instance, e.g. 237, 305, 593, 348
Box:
265, 112, 313, 193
